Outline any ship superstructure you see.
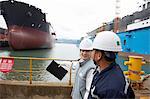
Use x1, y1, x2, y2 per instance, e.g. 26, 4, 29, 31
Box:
87, 0, 150, 55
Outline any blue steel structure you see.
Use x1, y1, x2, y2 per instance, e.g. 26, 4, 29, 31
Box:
117, 27, 150, 55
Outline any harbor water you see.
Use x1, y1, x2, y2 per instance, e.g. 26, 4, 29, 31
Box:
0, 43, 150, 82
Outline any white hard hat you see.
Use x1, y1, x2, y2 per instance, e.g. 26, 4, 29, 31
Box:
93, 31, 122, 52
79, 38, 93, 50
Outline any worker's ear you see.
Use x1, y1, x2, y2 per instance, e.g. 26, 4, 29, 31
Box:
97, 51, 102, 60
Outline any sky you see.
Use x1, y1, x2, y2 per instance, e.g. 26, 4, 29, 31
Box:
0, 0, 141, 40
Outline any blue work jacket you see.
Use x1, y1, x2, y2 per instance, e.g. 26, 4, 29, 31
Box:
88, 62, 135, 99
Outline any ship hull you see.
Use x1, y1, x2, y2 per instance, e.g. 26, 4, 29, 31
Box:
117, 27, 150, 55
0, 0, 54, 50
8, 25, 53, 50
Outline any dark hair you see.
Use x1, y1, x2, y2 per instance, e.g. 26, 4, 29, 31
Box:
93, 49, 117, 62
103, 51, 117, 62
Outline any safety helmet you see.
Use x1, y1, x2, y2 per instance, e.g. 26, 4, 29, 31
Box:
93, 31, 122, 52
79, 38, 93, 50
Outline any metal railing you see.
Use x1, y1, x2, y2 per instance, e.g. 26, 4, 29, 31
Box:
0, 56, 78, 85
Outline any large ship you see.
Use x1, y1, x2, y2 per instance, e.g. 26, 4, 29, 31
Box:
87, 0, 150, 61
0, 0, 54, 50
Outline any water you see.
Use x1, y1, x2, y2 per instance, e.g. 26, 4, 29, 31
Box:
0, 43, 80, 82
0, 43, 150, 82
4, 43, 80, 59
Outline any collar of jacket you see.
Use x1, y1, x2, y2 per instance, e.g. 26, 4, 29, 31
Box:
79, 59, 90, 67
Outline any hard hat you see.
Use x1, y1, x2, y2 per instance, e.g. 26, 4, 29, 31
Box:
93, 31, 122, 52
79, 38, 93, 50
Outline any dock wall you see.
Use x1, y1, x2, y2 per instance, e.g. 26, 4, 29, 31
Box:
0, 80, 150, 99
0, 80, 72, 99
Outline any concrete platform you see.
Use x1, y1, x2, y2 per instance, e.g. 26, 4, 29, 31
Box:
0, 80, 72, 99
0, 79, 150, 99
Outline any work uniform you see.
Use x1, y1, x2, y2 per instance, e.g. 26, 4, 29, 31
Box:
72, 59, 96, 99
84, 66, 99, 99
88, 62, 135, 99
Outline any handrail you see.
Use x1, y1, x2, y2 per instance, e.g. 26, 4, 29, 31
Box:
0, 56, 78, 61
29, 58, 32, 84
0, 56, 78, 84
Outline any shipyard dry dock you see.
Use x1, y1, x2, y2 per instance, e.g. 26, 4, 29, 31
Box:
0, 79, 150, 99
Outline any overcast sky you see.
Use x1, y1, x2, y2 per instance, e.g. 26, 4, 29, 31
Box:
0, 0, 141, 39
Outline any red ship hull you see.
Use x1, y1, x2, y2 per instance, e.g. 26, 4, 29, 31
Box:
8, 25, 53, 50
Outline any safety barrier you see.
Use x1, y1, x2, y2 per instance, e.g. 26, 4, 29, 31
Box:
0, 56, 78, 85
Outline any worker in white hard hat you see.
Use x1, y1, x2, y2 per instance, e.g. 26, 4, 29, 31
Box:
71, 38, 96, 99
87, 31, 135, 99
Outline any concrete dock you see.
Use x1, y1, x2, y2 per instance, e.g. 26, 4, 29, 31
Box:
0, 79, 150, 99
0, 80, 72, 99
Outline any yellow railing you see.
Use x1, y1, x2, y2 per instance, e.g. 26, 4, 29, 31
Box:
0, 56, 78, 85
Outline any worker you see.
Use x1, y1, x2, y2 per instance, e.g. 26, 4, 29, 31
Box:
71, 38, 96, 99
88, 31, 135, 99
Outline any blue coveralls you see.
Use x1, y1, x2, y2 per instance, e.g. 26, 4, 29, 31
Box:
88, 62, 135, 99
